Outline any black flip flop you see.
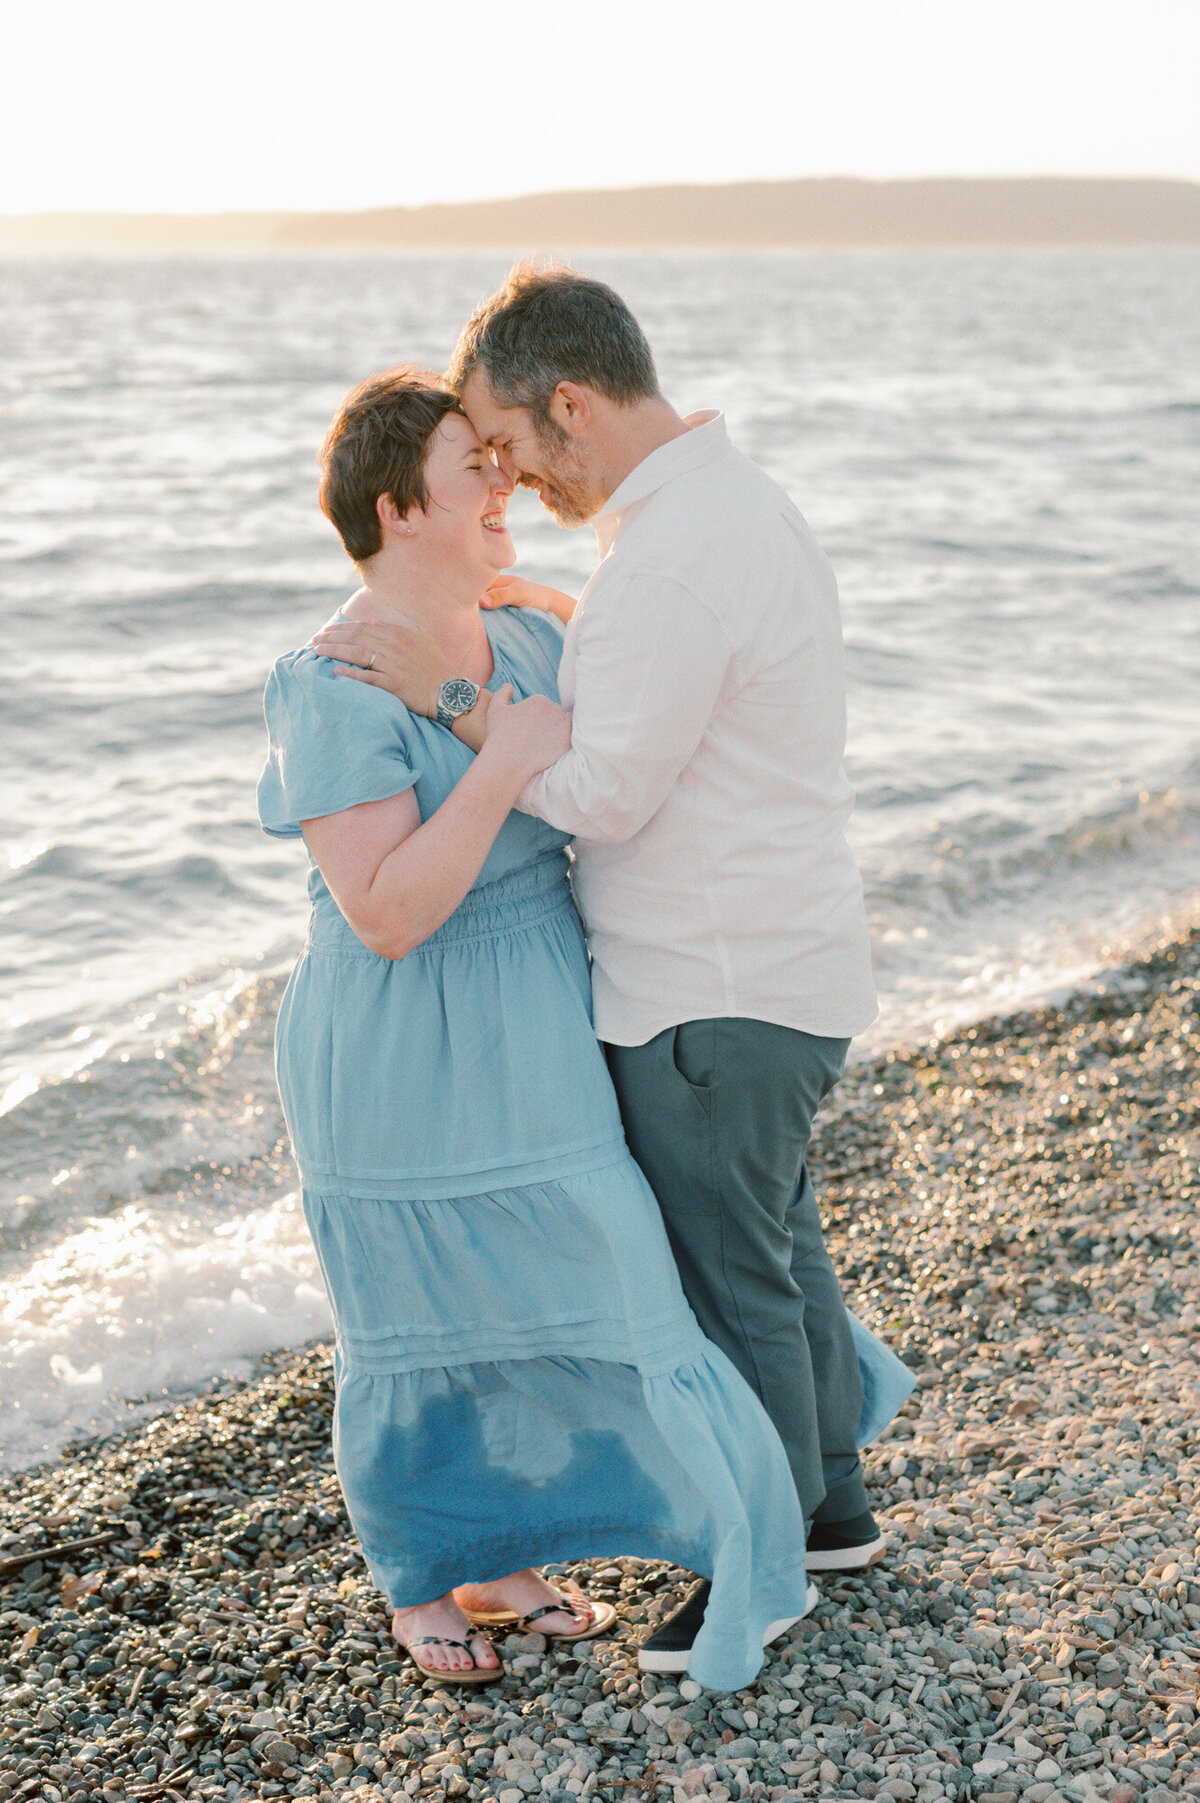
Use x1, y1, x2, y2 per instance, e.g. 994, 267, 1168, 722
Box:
464, 1579, 617, 1641
399, 1628, 504, 1686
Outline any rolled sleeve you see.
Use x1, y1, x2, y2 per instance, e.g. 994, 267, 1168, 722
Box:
519, 573, 734, 843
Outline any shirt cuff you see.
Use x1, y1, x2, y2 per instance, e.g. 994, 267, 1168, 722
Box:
516, 769, 551, 819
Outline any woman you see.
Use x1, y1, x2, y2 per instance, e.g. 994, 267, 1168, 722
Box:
259, 367, 883, 1692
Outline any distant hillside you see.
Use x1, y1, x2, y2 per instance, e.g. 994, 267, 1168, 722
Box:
3, 177, 1199, 254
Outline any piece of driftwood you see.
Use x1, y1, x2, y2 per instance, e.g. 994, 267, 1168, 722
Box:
0, 1529, 120, 1576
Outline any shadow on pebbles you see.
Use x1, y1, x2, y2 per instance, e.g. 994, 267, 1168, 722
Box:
1, 929, 1198, 1803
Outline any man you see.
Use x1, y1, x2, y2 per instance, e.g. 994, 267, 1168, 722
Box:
320, 266, 896, 1669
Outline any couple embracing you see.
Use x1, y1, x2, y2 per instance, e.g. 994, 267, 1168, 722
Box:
258, 265, 913, 1694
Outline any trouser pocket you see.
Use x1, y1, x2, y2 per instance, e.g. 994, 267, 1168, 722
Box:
670, 1018, 719, 1097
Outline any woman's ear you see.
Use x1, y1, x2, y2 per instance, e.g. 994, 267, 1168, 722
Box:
377, 494, 416, 538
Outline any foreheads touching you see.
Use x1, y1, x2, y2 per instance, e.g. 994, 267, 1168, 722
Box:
447, 265, 662, 526
318, 270, 666, 558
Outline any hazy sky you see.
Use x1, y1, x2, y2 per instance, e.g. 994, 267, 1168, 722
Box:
3, 0, 1197, 214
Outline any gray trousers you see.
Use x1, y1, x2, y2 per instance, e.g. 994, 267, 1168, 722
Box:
605, 1017, 867, 1526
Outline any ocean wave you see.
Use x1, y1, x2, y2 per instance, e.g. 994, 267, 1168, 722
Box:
1, 842, 264, 921
0, 1191, 330, 1471
868, 775, 1200, 922
896, 535, 1102, 563
0, 960, 324, 1471
1, 967, 289, 1253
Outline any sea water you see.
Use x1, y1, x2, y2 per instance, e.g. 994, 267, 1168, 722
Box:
1, 250, 1197, 1467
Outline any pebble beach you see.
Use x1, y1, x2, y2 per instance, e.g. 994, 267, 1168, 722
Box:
2, 926, 1197, 1803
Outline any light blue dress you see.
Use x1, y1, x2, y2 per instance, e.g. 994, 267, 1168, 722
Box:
258, 605, 912, 1691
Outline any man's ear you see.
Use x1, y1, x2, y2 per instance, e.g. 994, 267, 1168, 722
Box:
548, 382, 592, 437
377, 493, 415, 537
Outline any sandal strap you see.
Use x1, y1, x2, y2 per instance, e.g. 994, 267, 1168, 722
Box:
411, 1634, 477, 1651
519, 1591, 592, 1630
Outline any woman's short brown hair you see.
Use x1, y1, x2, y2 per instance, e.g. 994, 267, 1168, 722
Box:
318, 366, 464, 564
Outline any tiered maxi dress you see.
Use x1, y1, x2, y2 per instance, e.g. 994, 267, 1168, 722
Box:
258, 604, 913, 1691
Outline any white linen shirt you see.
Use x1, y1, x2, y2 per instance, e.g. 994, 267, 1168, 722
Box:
519, 411, 877, 1048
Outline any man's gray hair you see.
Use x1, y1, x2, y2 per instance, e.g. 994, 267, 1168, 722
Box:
448, 262, 661, 416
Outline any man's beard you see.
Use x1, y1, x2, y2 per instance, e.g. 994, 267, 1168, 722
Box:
526, 416, 596, 526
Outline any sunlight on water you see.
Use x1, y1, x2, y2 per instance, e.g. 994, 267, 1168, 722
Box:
0, 1073, 39, 1117
6, 840, 48, 871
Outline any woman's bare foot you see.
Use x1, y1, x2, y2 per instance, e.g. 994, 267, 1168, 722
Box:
453, 1568, 592, 1636
391, 1592, 501, 1675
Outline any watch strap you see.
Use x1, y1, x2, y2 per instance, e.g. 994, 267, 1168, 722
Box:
436, 678, 481, 729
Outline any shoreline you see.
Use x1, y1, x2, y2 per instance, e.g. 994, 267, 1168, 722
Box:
3, 177, 1199, 255
4, 891, 1196, 1481
2, 926, 1198, 1800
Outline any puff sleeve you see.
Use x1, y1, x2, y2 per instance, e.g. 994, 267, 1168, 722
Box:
257, 650, 421, 838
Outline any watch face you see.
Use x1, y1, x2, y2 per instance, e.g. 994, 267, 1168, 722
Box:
440, 678, 479, 714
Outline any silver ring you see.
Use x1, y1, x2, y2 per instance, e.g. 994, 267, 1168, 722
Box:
368, 652, 377, 670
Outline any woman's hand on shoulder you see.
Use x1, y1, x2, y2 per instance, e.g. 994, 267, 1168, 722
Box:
482, 575, 577, 624
310, 616, 449, 717
479, 685, 572, 783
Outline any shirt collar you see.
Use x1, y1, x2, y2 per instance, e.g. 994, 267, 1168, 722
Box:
593, 410, 728, 554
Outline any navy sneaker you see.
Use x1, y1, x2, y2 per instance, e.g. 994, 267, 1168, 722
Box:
636, 1577, 819, 1674
805, 1509, 887, 1571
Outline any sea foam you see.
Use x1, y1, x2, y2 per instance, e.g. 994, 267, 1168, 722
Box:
0, 1190, 331, 1470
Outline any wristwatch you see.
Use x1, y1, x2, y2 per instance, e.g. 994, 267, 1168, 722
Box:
435, 677, 481, 730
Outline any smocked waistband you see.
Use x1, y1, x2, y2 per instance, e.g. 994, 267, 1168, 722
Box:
307, 853, 574, 952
